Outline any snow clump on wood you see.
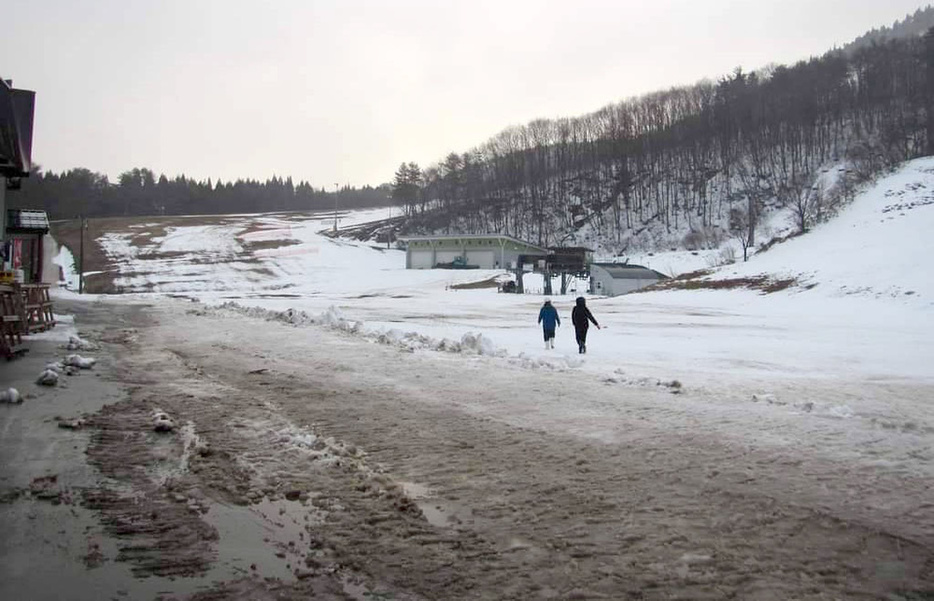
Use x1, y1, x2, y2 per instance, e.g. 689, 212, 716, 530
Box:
0, 388, 23, 404
36, 369, 60, 386
153, 410, 176, 432
64, 354, 96, 369
64, 335, 99, 351
44, 361, 80, 377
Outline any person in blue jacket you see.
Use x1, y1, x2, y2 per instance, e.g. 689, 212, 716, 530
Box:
537, 298, 560, 349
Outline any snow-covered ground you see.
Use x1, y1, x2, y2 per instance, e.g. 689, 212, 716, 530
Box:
57, 159, 933, 393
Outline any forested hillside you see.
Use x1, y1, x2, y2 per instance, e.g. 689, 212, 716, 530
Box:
15, 169, 391, 220
845, 5, 934, 51
392, 8, 934, 257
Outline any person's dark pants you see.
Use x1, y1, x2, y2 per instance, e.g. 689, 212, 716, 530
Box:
543, 327, 555, 342
575, 326, 588, 353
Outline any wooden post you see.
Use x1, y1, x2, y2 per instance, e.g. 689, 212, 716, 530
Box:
78, 216, 86, 294
35, 235, 43, 284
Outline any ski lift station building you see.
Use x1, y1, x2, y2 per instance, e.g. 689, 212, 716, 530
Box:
399, 234, 548, 270
589, 262, 667, 296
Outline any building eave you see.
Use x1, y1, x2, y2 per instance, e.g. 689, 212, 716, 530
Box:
398, 234, 549, 254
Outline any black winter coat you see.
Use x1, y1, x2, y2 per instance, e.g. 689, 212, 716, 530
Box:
571, 298, 599, 331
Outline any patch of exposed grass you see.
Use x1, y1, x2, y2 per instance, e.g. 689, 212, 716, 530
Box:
450, 277, 503, 290
242, 238, 302, 252
50, 215, 288, 294
643, 273, 799, 294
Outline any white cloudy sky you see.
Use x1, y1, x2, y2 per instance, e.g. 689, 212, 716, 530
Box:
3, 0, 928, 187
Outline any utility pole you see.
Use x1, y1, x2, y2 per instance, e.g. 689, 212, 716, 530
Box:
78, 216, 86, 294
333, 183, 339, 233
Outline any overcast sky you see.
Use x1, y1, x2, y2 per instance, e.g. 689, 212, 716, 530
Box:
3, 0, 929, 188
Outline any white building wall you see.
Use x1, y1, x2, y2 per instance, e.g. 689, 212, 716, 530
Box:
610, 279, 643, 296
590, 265, 660, 296
589, 265, 610, 295
409, 249, 434, 269
404, 237, 547, 270
465, 250, 495, 268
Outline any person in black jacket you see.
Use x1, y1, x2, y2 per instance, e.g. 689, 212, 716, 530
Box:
571, 296, 600, 354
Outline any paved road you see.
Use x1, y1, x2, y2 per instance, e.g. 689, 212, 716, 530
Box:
2, 296, 932, 600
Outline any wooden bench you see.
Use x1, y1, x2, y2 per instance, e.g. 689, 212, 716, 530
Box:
18, 283, 56, 333
0, 284, 26, 359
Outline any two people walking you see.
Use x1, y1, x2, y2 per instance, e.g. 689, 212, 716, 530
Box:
538, 296, 601, 353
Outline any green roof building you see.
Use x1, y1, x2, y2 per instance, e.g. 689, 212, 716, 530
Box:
398, 234, 548, 270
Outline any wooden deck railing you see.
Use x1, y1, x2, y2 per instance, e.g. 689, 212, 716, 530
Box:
1, 283, 55, 359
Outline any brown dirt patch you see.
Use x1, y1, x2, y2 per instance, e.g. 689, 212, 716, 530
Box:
11, 297, 933, 600
643, 271, 799, 294
450, 276, 504, 290
242, 238, 302, 253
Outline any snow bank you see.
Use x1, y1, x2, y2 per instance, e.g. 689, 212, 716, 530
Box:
194, 302, 591, 367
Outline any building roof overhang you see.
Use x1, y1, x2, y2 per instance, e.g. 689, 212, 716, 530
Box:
398, 234, 549, 254
0, 78, 36, 179
6, 208, 49, 234
592, 262, 667, 280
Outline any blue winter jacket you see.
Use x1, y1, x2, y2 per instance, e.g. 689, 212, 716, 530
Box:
538, 302, 560, 329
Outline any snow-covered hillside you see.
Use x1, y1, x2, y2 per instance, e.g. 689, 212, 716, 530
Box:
710, 157, 934, 302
